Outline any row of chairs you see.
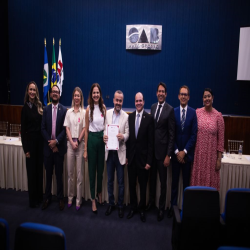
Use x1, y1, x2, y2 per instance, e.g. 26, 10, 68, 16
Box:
0, 121, 21, 137
172, 187, 250, 250
0, 219, 66, 250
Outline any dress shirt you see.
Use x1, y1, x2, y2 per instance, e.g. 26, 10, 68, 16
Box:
154, 102, 165, 122
175, 105, 188, 155
112, 109, 120, 125
135, 109, 144, 128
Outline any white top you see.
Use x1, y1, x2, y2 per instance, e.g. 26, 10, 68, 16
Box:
64, 107, 86, 138
89, 104, 105, 132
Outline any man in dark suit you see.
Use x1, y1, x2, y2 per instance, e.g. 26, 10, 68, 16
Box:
167, 85, 197, 218
41, 85, 67, 211
126, 92, 154, 222
146, 82, 175, 221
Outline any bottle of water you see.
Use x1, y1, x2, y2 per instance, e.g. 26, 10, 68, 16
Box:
19, 131, 21, 141
238, 145, 242, 159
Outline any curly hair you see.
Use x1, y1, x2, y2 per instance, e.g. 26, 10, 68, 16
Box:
87, 83, 105, 123
24, 81, 43, 115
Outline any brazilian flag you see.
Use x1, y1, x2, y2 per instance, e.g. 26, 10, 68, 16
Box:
51, 41, 57, 88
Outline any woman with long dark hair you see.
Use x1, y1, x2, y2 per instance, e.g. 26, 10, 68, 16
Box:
83, 83, 106, 213
21, 81, 43, 208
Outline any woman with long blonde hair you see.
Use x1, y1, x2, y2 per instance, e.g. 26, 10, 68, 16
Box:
64, 87, 85, 211
21, 81, 43, 208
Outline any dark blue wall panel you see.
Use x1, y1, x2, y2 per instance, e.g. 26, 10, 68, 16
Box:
7, 0, 250, 115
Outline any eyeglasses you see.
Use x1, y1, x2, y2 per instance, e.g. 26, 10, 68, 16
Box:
52, 90, 59, 94
179, 93, 188, 97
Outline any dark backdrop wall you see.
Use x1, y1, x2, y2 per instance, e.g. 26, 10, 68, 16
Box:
0, 0, 9, 104
6, 0, 250, 115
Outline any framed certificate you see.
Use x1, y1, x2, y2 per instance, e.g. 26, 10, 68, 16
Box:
106, 124, 119, 150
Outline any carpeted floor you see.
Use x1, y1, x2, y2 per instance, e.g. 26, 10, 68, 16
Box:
0, 188, 173, 250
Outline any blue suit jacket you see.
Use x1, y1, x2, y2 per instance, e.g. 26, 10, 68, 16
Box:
173, 106, 197, 162
41, 103, 67, 157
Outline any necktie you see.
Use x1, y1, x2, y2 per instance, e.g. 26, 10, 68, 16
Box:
52, 106, 57, 139
155, 104, 162, 122
181, 109, 185, 131
135, 113, 140, 138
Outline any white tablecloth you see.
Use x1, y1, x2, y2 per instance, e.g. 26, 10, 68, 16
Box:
0, 136, 178, 209
2, 136, 247, 212
220, 154, 250, 213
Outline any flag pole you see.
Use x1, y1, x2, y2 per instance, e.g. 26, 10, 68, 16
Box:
44, 38, 49, 103
59, 38, 61, 46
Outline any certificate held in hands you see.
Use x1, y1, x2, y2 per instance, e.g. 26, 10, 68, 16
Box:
106, 124, 119, 150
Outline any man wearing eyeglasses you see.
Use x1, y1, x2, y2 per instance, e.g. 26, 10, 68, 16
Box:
41, 85, 67, 211
167, 85, 197, 218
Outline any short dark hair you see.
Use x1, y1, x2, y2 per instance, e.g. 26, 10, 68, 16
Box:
114, 90, 124, 99
51, 85, 60, 94
203, 88, 213, 97
157, 82, 167, 93
179, 85, 190, 96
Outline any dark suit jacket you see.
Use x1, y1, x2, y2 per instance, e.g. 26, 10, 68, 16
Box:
151, 102, 175, 161
126, 110, 154, 169
173, 106, 197, 162
41, 103, 67, 157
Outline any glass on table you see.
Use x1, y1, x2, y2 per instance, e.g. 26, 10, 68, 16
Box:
230, 152, 236, 159
3, 134, 6, 140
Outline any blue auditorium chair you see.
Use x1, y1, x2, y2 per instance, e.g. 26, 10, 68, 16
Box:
221, 188, 250, 248
171, 186, 220, 250
14, 222, 66, 250
0, 218, 9, 250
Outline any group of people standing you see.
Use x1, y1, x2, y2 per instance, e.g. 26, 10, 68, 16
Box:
21, 81, 224, 222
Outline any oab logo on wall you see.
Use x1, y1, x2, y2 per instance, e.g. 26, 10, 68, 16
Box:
126, 25, 162, 50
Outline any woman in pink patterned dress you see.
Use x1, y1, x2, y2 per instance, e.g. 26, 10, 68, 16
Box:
190, 88, 224, 190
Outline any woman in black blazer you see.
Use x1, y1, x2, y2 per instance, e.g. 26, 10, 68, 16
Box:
21, 81, 43, 208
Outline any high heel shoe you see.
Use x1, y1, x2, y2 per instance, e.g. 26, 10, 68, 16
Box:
96, 193, 104, 205
92, 200, 98, 214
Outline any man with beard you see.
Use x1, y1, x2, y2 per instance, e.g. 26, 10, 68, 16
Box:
41, 85, 67, 211
103, 90, 129, 218
126, 92, 154, 222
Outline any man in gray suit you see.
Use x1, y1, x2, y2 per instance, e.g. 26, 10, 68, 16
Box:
103, 90, 129, 218
146, 82, 175, 221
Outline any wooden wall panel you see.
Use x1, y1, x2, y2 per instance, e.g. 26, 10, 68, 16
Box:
1, 105, 250, 154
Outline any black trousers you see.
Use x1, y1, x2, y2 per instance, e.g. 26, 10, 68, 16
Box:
171, 160, 191, 207
148, 158, 167, 210
44, 152, 64, 201
25, 134, 43, 207
128, 159, 149, 212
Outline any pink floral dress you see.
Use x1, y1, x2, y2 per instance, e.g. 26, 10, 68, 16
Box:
190, 108, 224, 190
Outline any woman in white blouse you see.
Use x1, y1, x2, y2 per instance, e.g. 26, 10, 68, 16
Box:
64, 87, 85, 211
84, 83, 106, 214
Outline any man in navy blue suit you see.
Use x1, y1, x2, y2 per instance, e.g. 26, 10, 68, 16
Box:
41, 85, 67, 211
167, 85, 197, 218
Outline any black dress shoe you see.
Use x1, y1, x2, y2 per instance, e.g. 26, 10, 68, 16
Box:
42, 199, 50, 210
118, 207, 124, 218
140, 212, 146, 222
59, 200, 65, 211
145, 202, 155, 211
157, 210, 164, 221
167, 207, 173, 218
127, 209, 136, 219
105, 205, 115, 216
